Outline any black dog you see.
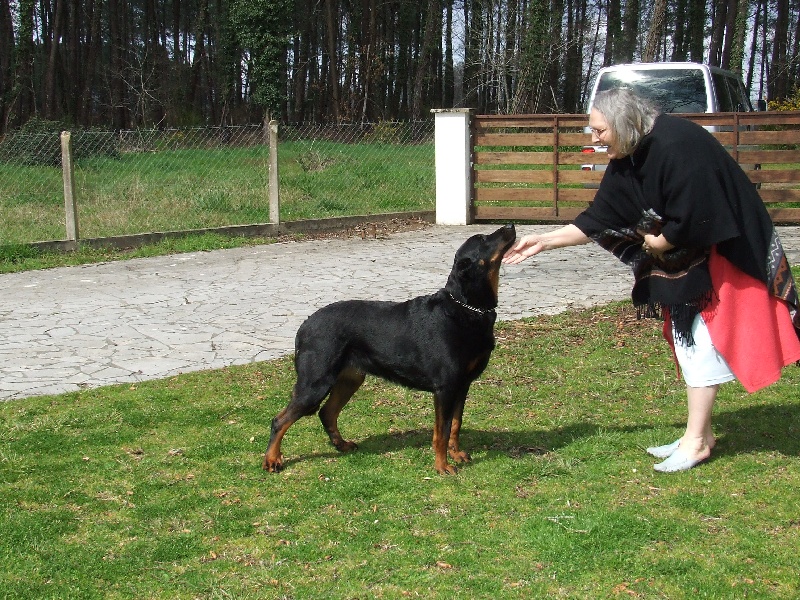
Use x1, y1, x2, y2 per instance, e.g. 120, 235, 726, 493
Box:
262, 224, 516, 474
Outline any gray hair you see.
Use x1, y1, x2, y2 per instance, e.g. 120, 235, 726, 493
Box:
592, 88, 661, 157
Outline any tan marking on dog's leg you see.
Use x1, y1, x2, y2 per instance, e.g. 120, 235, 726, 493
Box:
433, 397, 457, 475
263, 408, 295, 472
448, 401, 471, 463
319, 368, 365, 452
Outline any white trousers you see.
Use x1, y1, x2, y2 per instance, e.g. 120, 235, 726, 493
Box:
673, 314, 736, 387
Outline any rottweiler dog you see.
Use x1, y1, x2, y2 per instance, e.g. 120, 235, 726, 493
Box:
262, 223, 516, 474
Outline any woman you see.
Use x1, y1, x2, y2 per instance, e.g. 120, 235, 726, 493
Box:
503, 88, 800, 472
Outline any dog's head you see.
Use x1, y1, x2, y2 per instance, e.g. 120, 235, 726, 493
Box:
446, 224, 516, 311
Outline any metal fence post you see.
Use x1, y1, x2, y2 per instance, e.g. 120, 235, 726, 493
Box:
432, 108, 473, 225
61, 131, 79, 245
268, 120, 280, 225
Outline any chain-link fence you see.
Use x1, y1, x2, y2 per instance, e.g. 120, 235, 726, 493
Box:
0, 121, 435, 246
278, 121, 435, 222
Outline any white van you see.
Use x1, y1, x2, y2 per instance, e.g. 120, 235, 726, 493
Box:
587, 61, 754, 114
581, 62, 756, 170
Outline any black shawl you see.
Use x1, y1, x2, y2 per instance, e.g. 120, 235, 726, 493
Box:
574, 114, 800, 344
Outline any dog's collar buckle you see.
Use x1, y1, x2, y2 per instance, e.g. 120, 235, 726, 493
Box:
447, 292, 495, 316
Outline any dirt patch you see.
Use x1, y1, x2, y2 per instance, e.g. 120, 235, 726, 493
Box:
275, 217, 434, 243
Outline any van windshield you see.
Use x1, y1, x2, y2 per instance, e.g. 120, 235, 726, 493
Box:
595, 68, 707, 113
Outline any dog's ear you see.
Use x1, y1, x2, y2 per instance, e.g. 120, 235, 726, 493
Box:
456, 256, 473, 274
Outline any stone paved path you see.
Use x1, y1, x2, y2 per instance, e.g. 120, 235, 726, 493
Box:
2, 224, 798, 400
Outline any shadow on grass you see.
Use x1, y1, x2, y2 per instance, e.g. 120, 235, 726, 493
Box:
277, 420, 649, 471
275, 400, 800, 471
357, 422, 632, 457
711, 402, 800, 456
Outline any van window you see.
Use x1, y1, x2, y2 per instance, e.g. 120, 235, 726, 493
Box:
727, 75, 753, 111
712, 72, 735, 111
595, 68, 707, 113
711, 73, 753, 112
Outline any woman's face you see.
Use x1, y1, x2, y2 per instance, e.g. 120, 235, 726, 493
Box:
589, 108, 622, 159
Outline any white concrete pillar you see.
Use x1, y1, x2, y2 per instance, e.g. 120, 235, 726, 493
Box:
432, 109, 473, 225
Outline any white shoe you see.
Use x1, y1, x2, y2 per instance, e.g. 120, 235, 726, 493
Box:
646, 439, 680, 459
653, 448, 707, 473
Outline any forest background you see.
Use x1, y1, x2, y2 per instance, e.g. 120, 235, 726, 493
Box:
1, 0, 799, 134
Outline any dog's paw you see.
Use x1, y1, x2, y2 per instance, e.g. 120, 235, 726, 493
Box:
262, 454, 284, 472
333, 440, 358, 453
449, 449, 472, 463
434, 462, 459, 475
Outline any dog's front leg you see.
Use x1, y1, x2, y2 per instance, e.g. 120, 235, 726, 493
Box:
447, 392, 471, 464
432, 393, 458, 475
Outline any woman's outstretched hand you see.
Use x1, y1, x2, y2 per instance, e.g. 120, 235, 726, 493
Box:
502, 225, 591, 265
502, 235, 545, 265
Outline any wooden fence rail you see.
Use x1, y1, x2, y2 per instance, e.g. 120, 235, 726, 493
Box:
471, 111, 800, 224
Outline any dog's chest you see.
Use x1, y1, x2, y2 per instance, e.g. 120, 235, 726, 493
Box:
452, 329, 495, 377
464, 350, 492, 379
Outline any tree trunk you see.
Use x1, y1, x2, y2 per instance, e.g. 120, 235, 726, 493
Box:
604, 0, 621, 65
79, 0, 102, 125
562, 0, 585, 113
411, 0, 440, 120
768, 0, 790, 100
687, 0, 705, 62
108, 0, 127, 128
790, 0, 800, 92
360, 0, 377, 123
462, 0, 478, 109
324, 0, 340, 121
728, 0, 749, 74
642, 0, 667, 62
745, 0, 762, 93
44, 0, 65, 119
719, 0, 741, 70
671, 0, 688, 60
0, 0, 13, 131
444, 0, 454, 108
547, 0, 564, 112
620, 0, 639, 63
291, 0, 311, 123
64, 0, 82, 122
502, 0, 519, 113
707, 0, 726, 65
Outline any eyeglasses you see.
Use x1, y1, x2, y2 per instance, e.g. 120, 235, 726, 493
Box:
589, 127, 607, 137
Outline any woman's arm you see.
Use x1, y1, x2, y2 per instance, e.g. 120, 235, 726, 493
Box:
642, 233, 675, 258
502, 224, 591, 265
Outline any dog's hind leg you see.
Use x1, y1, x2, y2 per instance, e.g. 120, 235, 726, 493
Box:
262, 400, 307, 472
263, 356, 337, 472
319, 367, 365, 453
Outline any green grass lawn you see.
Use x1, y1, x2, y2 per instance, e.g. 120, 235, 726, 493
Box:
278, 140, 434, 221
0, 140, 435, 245
2, 302, 799, 599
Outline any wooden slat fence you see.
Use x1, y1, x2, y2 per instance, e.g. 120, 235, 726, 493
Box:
471, 111, 800, 223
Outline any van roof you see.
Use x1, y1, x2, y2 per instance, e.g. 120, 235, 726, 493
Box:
597, 61, 739, 76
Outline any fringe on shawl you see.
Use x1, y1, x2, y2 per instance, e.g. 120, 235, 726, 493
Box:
635, 289, 717, 346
